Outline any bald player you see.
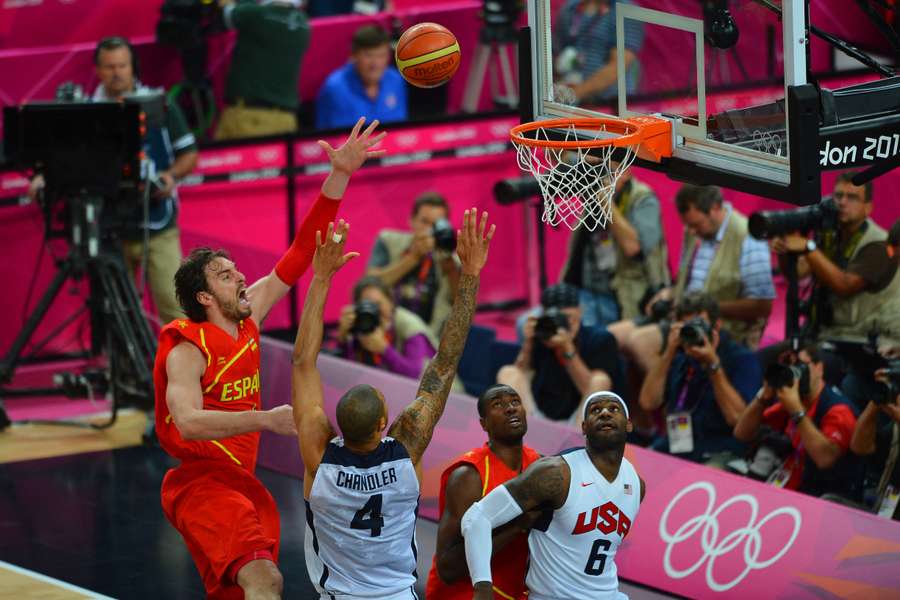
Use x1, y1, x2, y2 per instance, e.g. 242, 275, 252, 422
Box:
291, 208, 495, 599
462, 391, 645, 600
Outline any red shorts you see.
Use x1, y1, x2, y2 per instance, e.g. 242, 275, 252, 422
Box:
161, 460, 280, 600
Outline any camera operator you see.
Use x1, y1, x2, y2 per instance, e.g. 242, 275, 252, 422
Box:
611, 184, 774, 377
337, 275, 439, 379
734, 342, 863, 501
558, 164, 669, 327
215, 0, 310, 139
769, 173, 889, 346
851, 364, 900, 519
554, 0, 644, 104
497, 283, 622, 428
640, 292, 760, 467
366, 192, 461, 337
93, 36, 198, 324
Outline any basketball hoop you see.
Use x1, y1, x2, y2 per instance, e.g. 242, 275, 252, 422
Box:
510, 116, 672, 231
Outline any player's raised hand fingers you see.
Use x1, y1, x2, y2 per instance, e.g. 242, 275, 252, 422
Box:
478, 210, 489, 239
349, 117, 365, 140
324, 222, 335, 247
485, 223, 496, 243
317, 140, 335, 157
468, 207, 478, 239
315, 229, 323, 249
339, 251, 360, 267
361, 119, 380, 141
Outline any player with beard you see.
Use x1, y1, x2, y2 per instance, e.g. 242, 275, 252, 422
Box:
461, 391, 645, 600
425, 384, 541, 599
153, 119, 385, 600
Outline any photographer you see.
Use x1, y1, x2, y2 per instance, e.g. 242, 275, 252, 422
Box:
337, 276, 438, 379
497, 283, 622, 427
851, 364, 900, 519
215, 0, 310, 139
93, 36, 198, 324
558, 165, 669, 327
640, 292, 759, 466
734, 342, 863, 501
366, 192, 461, 337
769, 173, 889, 345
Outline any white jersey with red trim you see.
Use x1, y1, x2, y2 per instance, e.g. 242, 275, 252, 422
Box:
526, 448, 640, 600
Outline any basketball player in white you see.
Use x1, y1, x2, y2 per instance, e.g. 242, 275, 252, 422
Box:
291, 209, 495, 599
461, 391, 645, 600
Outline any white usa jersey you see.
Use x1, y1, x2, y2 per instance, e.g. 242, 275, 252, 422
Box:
305, 437, 420, 598
527, 448, 641, 600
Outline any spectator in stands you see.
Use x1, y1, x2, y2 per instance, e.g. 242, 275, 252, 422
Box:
316, 25, 408, 130
307, 0, 390, 17
609, 184, 774, 378
770, 174, 890, 347
851, 363, 900, 519
497, 283, 622, 428
640, 292, 757, 467
559, 164, 668, 327
216, 0, 310, 139
554, 0, 644, 104
337, 275, 438, 380
735, 341, 863, 501
367, 192, 460, 337
94, 36, 198, 324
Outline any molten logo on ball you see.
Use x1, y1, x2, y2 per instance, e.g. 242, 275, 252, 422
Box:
395, 22, 461, 88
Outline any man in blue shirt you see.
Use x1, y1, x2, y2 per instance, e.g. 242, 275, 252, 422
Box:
316, 25, 408, 130
639, 292, 759, 466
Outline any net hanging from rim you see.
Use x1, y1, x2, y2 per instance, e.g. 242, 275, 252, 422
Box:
510, 116, 671, 232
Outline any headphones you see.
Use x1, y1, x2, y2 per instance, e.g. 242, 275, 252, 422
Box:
93, 36, 141, 80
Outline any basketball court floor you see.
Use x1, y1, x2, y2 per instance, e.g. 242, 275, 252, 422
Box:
0, 410, 677, 599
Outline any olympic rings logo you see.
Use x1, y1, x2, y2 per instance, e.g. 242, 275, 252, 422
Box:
659, 481, 802, 592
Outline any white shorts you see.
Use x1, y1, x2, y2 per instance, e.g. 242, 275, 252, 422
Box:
319, 586, 418, 600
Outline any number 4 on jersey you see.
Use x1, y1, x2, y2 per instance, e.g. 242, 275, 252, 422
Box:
351, 493, 384, 537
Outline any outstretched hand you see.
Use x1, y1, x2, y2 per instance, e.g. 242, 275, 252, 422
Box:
313, 220, 359, 280
318, 117, 387, 176
455, 208, 495, 276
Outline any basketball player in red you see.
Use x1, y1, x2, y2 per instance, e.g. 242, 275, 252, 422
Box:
154, 118, 385, 600
426, 384, 540, 600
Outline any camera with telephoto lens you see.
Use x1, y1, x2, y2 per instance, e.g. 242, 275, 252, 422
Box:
874, 360, 900, 405
747, 426, 793, 480
764, 360, 811, 398
432, 218, 457, 252
679, 317, 712, 347
352, 300, 381, 335
534, 307, 569, 342
748, 197, 838, 240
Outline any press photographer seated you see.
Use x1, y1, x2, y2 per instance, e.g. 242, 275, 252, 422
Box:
734, 341, 863, 501
851, 360, 900, 520
337, 276, 438, 379
497, 283, 621, 427
640, 292, 760, 467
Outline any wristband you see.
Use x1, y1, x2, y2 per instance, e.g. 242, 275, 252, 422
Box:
274, 192, 340, 285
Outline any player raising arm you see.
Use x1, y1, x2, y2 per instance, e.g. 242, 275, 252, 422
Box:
292, 208, 495, 599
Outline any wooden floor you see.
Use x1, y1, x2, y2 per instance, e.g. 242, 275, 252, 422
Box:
0, 561, 115, 600
0, 409, 147, 464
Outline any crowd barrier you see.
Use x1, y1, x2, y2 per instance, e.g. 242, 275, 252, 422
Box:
257, 336, 900, 600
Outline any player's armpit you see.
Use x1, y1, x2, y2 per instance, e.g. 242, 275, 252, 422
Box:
505, 456, 570, 512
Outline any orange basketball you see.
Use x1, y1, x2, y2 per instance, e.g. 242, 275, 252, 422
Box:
395, 22, 461, 88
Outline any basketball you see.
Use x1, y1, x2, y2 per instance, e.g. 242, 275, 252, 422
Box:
395, 23, 461, 88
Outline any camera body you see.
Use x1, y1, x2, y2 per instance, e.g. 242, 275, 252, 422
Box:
764, 360, 811, 397
749, 197, 838, 240
535, 306, 569, 342
747, 426, 793, 480
680, 317, 712, 347
648, 298, 673, 323
432, 217, 457, 252
352, 300, 381, 335
874, 359, 900, 405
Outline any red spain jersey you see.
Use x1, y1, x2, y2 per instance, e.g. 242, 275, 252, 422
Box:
154, 318, 262, 473
426, 443, 541, 600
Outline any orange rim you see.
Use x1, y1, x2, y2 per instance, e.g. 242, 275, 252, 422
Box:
510, 116, 673, 161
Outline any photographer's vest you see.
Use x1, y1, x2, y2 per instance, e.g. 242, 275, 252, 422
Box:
379, 230, 454, 335
818, 219, 888, 340
673, 210, 765, 348
560, 179, 670, 319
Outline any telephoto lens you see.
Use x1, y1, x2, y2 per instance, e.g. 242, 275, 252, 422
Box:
352, 300, 381, 335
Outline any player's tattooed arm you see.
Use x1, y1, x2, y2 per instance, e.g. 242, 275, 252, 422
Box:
505, 456, 571, 512
389, 209, 495, 465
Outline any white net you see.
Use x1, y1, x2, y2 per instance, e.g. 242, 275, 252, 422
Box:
513, 122, 639, 232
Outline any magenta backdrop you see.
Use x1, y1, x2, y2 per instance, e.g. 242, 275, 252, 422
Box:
258, 340, 900, 600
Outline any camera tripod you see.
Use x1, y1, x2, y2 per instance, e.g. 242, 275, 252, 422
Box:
462, 24, 519, 113
0, 194, 156, 430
